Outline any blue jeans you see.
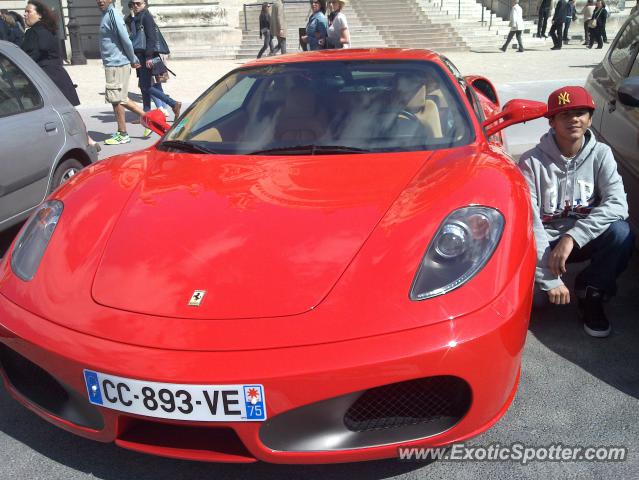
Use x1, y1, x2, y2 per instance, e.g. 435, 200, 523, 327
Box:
138, 64, 177, 111
550, 220, 635, 297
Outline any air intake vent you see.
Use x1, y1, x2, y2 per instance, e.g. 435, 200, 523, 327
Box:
343, 376, 471, 432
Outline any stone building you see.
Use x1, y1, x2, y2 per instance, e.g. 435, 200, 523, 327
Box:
4, 0, 246, 59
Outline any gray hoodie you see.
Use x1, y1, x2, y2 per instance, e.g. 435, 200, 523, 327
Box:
519, 129, 628, 291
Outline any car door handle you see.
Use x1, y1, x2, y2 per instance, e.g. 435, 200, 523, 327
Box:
45, 122, 58, 133
608, 98, 616, 113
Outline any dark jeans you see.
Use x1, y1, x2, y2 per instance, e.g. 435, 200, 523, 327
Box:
273, 36, 287, 54
537, 10, 550, 36
583, 22, 590, 43
549, 21, 564, 48
138, 64, 177, 111
549, 220, 635, 297
257, 30, 274, 58
588, 27, 603, 48
502, 30, 524, 51
563, 18, 572, 40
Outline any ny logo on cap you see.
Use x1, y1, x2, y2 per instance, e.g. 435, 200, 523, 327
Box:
557, 91, 571, 105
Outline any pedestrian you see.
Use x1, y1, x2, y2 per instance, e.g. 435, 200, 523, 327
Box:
127, 0, 181, 134
327, 0, 350, 49
600, 0, 608, 43
21, 1, 100, 152
537, 0, 551, 38
257, 2, 274, 58
563, 0, 576, 44
519, 86, 634, 338
500, 0, 524, 52
587, 0, 605, 49
549, 0, 567, 50
581, 0, 595, 45
0, 12, 9, 41
22, 1, 80, 107
302, 0, 328, 50
96, 0, 146, 146
1, 9, 25, 46
270, 0, 287, 54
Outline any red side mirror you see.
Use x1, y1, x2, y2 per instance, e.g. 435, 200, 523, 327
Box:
142, 109, 170, 136
482, 99, 547, 137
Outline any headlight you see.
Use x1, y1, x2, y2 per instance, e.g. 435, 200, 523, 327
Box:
11, 200, 63, 281
410, 206, 504, 300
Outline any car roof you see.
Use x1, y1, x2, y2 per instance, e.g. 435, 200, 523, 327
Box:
242, 48, 443, 68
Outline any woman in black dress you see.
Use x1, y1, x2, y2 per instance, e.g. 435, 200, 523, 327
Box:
22, 1, 80, 106
22, 1, 98, 151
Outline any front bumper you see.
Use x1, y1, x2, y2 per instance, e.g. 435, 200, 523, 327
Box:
0, 268, 532, 464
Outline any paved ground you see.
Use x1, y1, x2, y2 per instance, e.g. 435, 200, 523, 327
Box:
67, 41, 607, 110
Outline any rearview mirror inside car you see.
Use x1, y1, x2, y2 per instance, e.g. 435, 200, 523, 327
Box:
482, 99, 547, 137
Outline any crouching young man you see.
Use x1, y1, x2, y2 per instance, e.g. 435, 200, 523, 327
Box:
519, 86, 635, 337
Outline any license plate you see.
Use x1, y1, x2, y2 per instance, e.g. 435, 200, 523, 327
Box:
83, 370, 266, 422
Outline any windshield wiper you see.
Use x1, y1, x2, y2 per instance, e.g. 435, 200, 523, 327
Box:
248, 145, 369, 155
159, 140, 219, 154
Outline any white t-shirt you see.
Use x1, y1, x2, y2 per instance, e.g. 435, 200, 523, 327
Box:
328, 12, 350, 48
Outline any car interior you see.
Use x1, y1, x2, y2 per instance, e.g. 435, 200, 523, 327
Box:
167, 61, 473, 154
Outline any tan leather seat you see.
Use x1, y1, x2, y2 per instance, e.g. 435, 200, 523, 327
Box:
274, 86, 326, 143
404, 85, 443, 139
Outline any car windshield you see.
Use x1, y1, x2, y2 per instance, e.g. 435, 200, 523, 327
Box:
161, 60, 474, 155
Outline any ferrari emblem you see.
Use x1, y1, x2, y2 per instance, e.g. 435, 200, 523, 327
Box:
188, 290, 206, 306
557, 91, 571, 105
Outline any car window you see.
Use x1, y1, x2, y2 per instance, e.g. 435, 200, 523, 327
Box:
0, 54, 43, 117
188, 76, 257, 133
163, 60, 474, 155
609, 14, 639, 76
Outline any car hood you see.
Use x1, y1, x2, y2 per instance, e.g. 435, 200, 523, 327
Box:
91, 150, 431, 319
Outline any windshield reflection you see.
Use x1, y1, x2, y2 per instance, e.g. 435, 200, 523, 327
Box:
162, 61, 473, 155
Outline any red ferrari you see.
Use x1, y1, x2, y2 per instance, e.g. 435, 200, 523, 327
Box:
0, 49, 546, 464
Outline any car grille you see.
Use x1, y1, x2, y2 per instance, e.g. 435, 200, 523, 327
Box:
343, 376, 471, 432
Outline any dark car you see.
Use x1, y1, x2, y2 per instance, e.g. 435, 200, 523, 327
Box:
585, 12, 639, 233
0, 40, 98, 232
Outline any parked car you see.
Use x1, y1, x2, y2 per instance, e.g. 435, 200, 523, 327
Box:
0, 49, 546, 464
585, 11, 639, 233
0, 40, 97, 232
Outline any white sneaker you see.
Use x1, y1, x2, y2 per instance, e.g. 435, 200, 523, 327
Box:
160, 107, 170, 118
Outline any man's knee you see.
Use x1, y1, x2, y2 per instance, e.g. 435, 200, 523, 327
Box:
604, 220, 634, 248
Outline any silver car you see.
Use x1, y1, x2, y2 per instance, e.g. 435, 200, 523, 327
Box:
0, 40, 98, 232
585, 12, 639, 233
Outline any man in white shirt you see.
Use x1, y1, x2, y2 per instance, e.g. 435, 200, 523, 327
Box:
500, 0, 524, 52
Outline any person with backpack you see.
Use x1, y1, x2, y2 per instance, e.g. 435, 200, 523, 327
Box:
127, 0, 181, 131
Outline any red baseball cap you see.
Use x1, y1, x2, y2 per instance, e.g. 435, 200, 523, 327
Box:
545, 86, 596, 118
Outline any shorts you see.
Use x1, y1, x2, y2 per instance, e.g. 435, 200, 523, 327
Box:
104, 65, 131, 104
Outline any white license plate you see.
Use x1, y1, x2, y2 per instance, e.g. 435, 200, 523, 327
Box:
83, 370, 266, 422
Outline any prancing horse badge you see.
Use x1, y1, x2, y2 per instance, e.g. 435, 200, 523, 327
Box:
188, 290, 206, 306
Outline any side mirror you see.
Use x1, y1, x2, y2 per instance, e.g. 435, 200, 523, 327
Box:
617, 77, 639, 107
142, 109, 170, 136
482, 99, 547, 137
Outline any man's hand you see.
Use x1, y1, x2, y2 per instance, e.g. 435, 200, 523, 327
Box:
547, 285, 570, 304
132, 62, 141, 69
279, 29, 284, 37
145, 58, 154, 69
548, 235, 574, 276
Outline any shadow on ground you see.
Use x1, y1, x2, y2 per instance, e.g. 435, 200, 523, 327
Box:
528, 253, 639, 399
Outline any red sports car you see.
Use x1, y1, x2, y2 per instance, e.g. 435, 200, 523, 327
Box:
0, 49, 546, 464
